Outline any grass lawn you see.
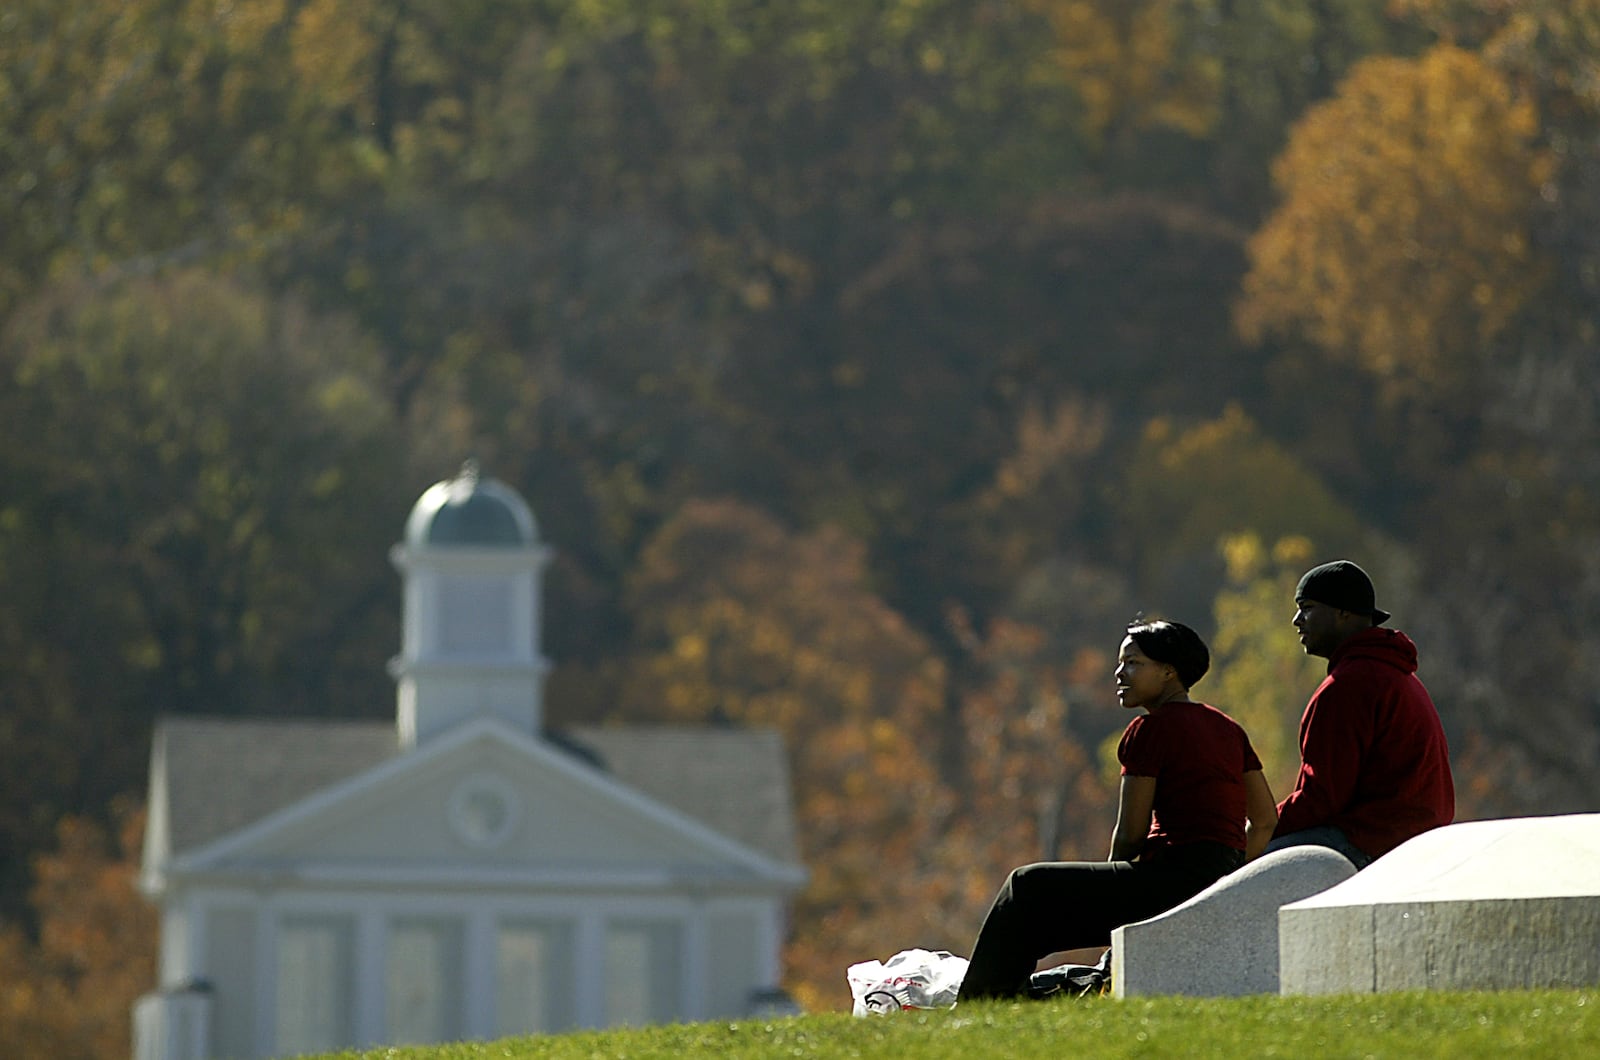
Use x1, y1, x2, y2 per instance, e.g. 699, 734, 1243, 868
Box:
304, 989, 1596, 1059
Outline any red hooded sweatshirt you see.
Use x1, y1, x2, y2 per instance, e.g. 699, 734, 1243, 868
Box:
1274, 627, 1455, 859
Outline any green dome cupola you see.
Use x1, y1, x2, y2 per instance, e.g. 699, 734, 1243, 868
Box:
403, 460, 537, 548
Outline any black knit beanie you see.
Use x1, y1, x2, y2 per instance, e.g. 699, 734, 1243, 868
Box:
1294, 560, 1391, 625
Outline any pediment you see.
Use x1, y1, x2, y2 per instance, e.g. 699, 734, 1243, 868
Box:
176, 719, 794, 884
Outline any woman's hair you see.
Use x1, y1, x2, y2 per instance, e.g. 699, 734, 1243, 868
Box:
1125, 619, 1210, 689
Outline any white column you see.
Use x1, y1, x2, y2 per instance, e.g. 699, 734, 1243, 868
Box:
179, 896, 206, 987
463, 909, 496, 1039
252, 906, 277, 1060
354, 907, 386, 1047
160, 900, 192, 986
682, 901, 708, 1022
574, 910, 606, 1029
758, 903, 784, 988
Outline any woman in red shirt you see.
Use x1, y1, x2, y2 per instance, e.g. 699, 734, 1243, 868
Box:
956, 620, 1277, 1000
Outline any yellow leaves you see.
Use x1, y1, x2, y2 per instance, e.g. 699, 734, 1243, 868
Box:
1220, 530, 1267, 582
290, 0, 381, 120
671, 631, 708, 663
217, 0, 295, 51
1218, 531, 1313, 593
1207, 533, 1328, 794
1221, 530, 1314, 586
1028, 0, 1220, 143
1237, 43, 1554, 389
1119, 405, 1367, 588
1392, 0, 1600, 112
1273, 534, 1315, 571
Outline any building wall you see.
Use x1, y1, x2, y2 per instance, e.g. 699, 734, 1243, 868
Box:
162, 884, 786, 1059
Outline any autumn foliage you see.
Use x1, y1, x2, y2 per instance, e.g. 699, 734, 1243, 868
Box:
597, 499, 1144, 1009
0, 803, 156, 1060
1238, 43, 1553, 388
7, 0, 1600, 1033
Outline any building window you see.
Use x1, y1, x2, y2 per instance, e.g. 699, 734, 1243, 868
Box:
605, 921, 682, 1027
447, 774, 521, 849
437, 576, 512, 654
386, 918, 464, 1045
276, 915, 354, 1055
495, 920, 576, 1036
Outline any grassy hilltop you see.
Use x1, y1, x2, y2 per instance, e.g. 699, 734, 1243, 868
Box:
305, 990, 1597, 1059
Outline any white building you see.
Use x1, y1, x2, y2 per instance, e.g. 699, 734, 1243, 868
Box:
133, 464, 806, 1060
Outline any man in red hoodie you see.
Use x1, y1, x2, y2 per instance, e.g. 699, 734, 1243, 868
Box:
1267, 560, 1455, 869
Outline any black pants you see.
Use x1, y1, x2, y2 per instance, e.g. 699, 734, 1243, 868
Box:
956, 842, 1244, 1000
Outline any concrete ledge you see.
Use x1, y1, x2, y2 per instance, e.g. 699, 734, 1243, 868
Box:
1280, 813, 1600, 994
1112, 846, 1356, 998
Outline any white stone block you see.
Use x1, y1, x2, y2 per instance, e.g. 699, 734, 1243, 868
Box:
1280, 813, 1600, 994
1112, 846, 1356, 997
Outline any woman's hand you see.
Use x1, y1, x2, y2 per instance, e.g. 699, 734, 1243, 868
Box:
1243, 769, 1278, 861
1109, 774, 1157, 861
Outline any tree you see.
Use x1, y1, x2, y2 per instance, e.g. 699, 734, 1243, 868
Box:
612, 499, 954, 1009
0, 269, 411, 917
1377, 2, 1600, 463
0, 0, 381, 333
613, 500, 1151, 1008
1111, 405, 1373, 621
1185, 0, 1418, 212
1205, 534, 1329, 796
1027, 0, 1223, 156
0, 801, 155, 1060
1275, 2, 1600, 819
1236, 44, 1553, 392
1400, 451, 1600, 818
935, 615, 1120, 925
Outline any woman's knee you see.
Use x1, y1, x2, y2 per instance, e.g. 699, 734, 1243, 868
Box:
1004, 861, 1079, 907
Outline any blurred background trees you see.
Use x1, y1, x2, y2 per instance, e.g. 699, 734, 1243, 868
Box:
4, 0, 1599, 1032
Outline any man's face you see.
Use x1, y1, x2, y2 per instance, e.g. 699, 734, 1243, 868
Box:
1293, 598, 1348, 658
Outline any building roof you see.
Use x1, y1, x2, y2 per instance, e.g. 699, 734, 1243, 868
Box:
564, 725, 800, 865
150, 716, 799, 867
155, 717, 400, 856
403, 462, 538, 548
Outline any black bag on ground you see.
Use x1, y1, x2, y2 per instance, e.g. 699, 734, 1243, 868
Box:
1027, 949, 1112, 999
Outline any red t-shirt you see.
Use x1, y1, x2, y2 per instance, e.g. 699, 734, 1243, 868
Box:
1118, 701, 1263, 853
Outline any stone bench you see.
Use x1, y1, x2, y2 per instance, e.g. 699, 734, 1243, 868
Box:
1112, 846, 1357, 997
1279, 813, 1600, 994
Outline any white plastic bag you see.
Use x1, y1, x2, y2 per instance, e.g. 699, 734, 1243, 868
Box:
846, 948, 969, 1015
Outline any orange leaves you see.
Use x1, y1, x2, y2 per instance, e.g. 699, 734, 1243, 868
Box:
0, 802, 156, 1060
986, 397, 1108, 504
1237, 44, 1554, 388
618, 499, 955, 1010
615, 500, 1130, 1010
624, 499, 943, 732
950, 617, 1115, 854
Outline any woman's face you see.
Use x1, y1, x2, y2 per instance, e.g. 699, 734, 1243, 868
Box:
1114, 636, 1172, 711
